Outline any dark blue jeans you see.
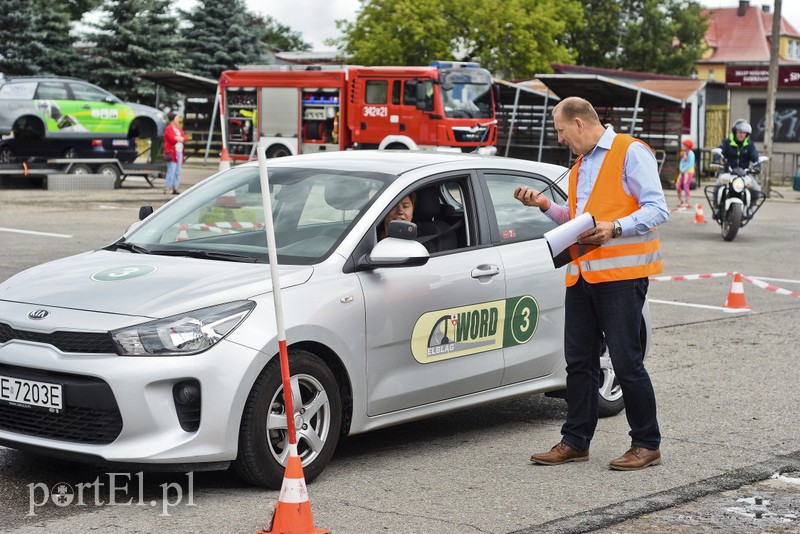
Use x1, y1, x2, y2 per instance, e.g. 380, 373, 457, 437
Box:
560, 276, 661, 451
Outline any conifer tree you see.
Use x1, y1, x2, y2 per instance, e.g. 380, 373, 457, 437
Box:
86, 0, 185, 105
181, 0, 266, 80
34, 0, 86, 78
0, 0, 46, 76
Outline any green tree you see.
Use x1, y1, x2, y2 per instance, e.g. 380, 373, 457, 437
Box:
86, 0, 186, 106
181, 0, 266, 80
65, 0, 104, 21
0, 0, 46, 76
253, 14, 311, 52
332, 0, 581, 79
568, 0, 708, 75
33, 0, 86, 77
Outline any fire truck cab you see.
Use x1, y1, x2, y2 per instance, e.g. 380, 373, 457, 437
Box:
219, 62, 497, 161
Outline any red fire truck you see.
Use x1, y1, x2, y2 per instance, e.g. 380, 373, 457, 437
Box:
218, 62, 497, 161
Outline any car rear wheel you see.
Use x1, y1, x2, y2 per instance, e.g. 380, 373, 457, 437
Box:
233, 349, 342, 488
598, 353, 624, 417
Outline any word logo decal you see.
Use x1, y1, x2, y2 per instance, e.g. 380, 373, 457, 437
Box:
411, 296, 539, 363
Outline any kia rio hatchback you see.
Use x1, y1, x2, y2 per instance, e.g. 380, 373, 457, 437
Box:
0, 151, 648, 488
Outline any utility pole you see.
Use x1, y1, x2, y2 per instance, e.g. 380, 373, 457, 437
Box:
763, 0, 782, 196
503, 23, 512, 80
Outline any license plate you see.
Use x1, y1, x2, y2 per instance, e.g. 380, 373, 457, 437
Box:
0, 374, 63, 410
112, 139, 129, 147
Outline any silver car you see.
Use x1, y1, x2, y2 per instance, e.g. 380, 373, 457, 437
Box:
0, 151, 646, 488
0, 76, 166, 140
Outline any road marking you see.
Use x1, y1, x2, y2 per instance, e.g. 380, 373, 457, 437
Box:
748, 276, 800, 285
0, 227, 72, 238
648, 298, 750, 313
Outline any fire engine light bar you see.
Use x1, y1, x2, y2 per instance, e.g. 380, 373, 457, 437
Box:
431, 61, 480, 69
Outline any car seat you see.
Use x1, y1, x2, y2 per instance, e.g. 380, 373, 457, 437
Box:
413, 186, 460, 253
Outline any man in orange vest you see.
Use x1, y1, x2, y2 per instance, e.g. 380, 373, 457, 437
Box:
514, 97, 668, 471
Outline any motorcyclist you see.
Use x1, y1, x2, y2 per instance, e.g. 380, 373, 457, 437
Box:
713, 119, 762, 217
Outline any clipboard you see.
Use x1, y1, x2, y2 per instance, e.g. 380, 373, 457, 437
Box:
543, 212, 600, 268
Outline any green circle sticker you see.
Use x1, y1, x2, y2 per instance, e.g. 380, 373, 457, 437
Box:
509, 295, 539, 345
91, 265, 157, 282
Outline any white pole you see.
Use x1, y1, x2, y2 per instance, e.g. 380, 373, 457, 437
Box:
256, 140, 298, 456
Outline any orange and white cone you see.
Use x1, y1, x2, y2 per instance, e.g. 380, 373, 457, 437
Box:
692, 203, 707, 224
258, 455, 329, 534
176, 223, 189, 241
723, 272, 751, 311
219, 147, 231, 171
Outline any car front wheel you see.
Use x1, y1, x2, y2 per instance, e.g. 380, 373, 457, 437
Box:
233, 349, 342, 488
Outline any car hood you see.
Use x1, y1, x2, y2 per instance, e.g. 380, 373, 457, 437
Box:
0, 250, 313, 318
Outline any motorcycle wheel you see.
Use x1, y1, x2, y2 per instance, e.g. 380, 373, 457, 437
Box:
722, 203, 742, 241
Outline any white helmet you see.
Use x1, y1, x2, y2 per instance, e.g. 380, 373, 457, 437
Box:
732, 119, 752, 135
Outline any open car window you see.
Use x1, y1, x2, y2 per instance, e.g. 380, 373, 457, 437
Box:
484, 173, 565, 242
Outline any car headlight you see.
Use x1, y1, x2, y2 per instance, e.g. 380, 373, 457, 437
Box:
111, 301, 255, 356
731, 176, 746, 193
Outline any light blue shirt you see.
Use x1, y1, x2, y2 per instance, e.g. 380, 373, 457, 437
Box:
544, 127, 669, 236
679, 149, 695, 173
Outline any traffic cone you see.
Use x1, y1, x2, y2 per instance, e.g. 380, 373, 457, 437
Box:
258, 455, 329, 534
692, 203, 707, 224
176, 223, 189, 241
219, 147, 231, 171
723, 272, 751, 310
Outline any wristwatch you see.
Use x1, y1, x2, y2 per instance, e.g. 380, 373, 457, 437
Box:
612, 220, 622, 238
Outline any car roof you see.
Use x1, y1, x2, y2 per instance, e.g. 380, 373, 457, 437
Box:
1, 76, 88, 83
256, 150, 567, 178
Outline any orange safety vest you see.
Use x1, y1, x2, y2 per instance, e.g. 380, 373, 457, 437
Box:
565, 134, 663, 286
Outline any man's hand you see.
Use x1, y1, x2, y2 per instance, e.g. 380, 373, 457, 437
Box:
577, 221, 614, 245
514, 186, 551, 210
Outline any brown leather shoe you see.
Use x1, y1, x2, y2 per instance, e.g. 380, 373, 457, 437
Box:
608, 446, 661, 471
530, 442, 589, 465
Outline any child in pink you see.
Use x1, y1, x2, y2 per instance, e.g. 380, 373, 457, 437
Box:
676, 138, 695, 208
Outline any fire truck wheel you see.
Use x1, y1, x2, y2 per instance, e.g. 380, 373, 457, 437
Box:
385, 143, 409, 150
266, 145, 291, 158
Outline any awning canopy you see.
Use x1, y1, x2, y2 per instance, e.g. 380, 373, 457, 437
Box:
138, 70, 217, 97
535, 74, 683, 108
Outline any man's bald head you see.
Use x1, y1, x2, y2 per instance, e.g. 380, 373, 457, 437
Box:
552, 97, 601, 126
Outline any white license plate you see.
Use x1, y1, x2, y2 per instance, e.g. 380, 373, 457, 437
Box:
112, 139, 129, 147
0, 374, 63, 410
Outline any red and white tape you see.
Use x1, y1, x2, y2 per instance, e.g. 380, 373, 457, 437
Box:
741, 275, 800, 298
650, 272, 800, 299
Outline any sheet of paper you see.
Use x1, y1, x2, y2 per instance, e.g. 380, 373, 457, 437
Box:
544, 212, 599, 268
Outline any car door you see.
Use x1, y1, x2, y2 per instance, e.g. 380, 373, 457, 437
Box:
67, 81, 127, 135
479, 170, 569, 385
358, 174, 506, 416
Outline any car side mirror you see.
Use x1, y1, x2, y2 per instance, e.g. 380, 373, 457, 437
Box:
139, 205, 154, 220
357, 235, 429, 270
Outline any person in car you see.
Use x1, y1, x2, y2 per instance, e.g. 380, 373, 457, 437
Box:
513, 96, 668, 471
164, 112, 186, 195
379, 192, 416, 239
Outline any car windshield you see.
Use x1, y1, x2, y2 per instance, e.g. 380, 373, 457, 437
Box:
123, 164, 389, 265
440, 69, 493, 119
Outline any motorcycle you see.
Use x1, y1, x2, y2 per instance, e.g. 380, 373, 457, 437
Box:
704, 148, 768, 242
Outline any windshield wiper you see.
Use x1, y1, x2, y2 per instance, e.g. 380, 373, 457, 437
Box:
106, 239, 151, 254
151, 249, 261, 263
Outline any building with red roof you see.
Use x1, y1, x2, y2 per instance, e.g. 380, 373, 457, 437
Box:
697, 1, 800, 83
